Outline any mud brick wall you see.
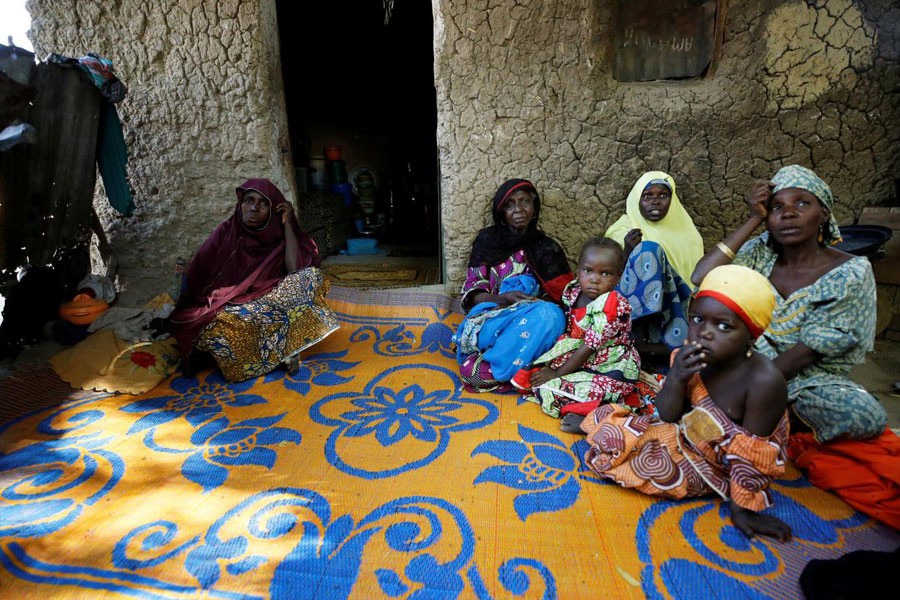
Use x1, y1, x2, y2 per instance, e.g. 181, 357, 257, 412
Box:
28, 0, 900, 300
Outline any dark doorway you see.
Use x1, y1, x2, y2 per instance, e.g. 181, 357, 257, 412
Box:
275, 2, 440, 263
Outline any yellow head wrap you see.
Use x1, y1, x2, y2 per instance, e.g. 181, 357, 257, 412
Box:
695, 265, 775, 338
604, 171, 704, 286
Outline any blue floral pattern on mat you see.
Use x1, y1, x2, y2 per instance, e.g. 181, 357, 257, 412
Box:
311, 364, 497, 478
0, 436, 123, 538
262, 350, 359, 394
472, 424, 581, 521
121, 372, 300, 492
0, 398, 123, 538
347, 308, 456, 359
181, 415, 301, 492
121, 371, 267, 435
3, 489, 555, 599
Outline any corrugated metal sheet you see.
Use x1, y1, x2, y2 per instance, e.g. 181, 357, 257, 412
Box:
0, 57, 100, 274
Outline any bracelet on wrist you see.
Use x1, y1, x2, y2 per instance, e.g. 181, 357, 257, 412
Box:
716, 242, 736, 261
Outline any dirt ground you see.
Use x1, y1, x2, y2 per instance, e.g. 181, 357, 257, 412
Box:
850, 338, 900, 431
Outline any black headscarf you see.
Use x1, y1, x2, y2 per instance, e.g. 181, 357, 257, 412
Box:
467, 179, 571, 293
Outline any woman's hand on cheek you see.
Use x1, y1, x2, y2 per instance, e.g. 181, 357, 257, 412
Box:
275, 202, 295, 225
746, 181, 773, 220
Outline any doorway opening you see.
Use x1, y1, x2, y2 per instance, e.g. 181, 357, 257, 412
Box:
275, 2, 441, 288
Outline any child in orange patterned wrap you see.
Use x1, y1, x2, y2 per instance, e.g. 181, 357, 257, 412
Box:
582, 265, 792, 541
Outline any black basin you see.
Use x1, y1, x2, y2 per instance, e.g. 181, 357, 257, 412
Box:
835, 224, 893, 256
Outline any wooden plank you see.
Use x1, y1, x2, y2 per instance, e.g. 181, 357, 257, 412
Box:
859, 207, 900, 230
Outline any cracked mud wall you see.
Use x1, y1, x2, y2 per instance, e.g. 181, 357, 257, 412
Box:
435, 0, 900, 289
28, 0, 291, 304
26, 0, 900, 299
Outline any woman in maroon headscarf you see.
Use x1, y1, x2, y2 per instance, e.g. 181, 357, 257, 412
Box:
170, 178, 339, 381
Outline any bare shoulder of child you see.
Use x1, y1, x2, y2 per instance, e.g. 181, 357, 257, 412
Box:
704, 353, 785, 430
741, 353, 788, 437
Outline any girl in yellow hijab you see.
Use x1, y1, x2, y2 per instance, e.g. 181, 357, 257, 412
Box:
605, 171, 704, 370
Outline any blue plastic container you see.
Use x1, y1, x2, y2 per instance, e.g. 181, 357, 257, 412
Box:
329, 182, 353, 206
346, 237, 378, 255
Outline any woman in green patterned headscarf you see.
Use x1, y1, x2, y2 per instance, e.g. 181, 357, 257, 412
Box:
692, 165, 887, 443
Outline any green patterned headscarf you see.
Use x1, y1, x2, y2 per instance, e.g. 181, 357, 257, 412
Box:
771, 165, 842, 245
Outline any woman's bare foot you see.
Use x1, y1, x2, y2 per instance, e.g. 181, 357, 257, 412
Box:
282, 355, 301, 376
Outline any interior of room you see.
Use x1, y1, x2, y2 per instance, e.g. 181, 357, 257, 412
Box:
275, 1, 442, 289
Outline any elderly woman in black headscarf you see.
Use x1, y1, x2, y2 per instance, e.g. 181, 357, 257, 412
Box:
452, 178, 573, 392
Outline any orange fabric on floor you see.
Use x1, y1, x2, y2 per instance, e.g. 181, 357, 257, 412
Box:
788, 429, 900, 530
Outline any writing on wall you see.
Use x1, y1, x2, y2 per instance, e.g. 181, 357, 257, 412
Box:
614, 0, 719, 82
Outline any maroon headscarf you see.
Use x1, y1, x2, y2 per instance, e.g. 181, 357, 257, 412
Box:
170, 178, 319, 361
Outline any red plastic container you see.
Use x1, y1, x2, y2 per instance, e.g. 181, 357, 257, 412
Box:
324, 146, 342, 161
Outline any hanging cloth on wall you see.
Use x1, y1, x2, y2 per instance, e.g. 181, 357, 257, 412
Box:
96, 99, 134, 216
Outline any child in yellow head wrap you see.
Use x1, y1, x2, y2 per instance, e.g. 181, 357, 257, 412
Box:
694, 264, 776, 339
581, 265, 793, 541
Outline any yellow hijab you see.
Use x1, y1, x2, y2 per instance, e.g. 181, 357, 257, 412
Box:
604, 171, 704, 286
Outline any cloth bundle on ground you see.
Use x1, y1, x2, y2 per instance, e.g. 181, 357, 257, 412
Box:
88, 302, 174, 343
51, 294, 180, 394
788, 429, 900, 530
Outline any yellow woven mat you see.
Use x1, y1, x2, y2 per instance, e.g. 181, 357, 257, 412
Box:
324, 262, 440, 289
0, 286, 896, 598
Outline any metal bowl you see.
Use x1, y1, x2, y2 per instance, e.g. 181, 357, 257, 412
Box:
835, 224, 893, 256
